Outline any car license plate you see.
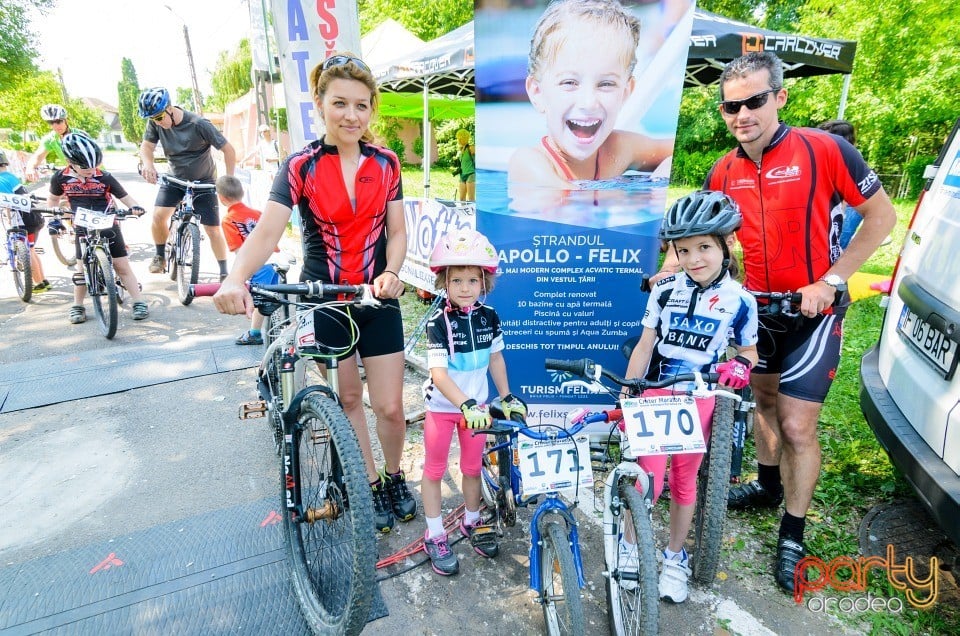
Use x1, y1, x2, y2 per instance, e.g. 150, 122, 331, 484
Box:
517, 433, 593, 497
897, 306, 959, 380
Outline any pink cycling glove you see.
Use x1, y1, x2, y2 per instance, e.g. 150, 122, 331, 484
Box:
716, 355, 752, 389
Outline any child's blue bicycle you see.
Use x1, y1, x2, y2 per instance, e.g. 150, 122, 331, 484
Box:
0, 192, 40, 302
478, 397, 595, 635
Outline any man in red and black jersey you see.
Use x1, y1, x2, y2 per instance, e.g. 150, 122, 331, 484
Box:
664, 52, 896, 594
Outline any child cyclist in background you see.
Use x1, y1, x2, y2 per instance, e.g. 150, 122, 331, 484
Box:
508, 0, 674, 188
622, 190, 758, 603
47, 133, 149, 324
216, 175, 280, 345
421, 229, 527, 576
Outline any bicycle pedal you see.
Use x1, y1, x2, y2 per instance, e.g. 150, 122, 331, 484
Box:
239, 401, 267, 419
468, 524, 501, 547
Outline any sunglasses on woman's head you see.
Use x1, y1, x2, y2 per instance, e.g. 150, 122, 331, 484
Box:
719, 88, 779, 115
322, 55, 370, 73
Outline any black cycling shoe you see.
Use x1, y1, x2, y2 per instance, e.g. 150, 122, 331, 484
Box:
727, 479, 783, 510
775, 537, 807, 594
383, 469, 418, 521
371, 479, 395, 533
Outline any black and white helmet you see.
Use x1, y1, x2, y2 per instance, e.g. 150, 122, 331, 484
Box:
659, 190, 742, 241
40, 104, 68, 122
62, 133, 102, 170
138, 87, 170, 118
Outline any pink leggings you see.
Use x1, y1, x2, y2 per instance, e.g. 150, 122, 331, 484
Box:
635, 391, 716, 506
423, 410, 488, 480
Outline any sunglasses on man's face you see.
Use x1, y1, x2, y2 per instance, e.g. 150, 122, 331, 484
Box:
719, 88, 779, 115
49, 119, 65, 125
150, 111, 167, 123
321, 54, 370, 73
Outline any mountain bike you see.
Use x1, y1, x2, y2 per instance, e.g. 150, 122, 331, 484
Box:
541, 357, 740, 635
0, 192, 38, 302
160, 174, 215, 305
67, 205, 139, 339
191, 279, 378, 636
477, 398, 594, 636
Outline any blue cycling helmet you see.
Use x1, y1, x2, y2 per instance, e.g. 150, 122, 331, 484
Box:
138, 87, 170, 118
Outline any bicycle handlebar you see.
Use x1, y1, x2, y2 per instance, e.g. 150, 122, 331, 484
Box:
544, 357, 721, 393
159, 174, 217, 192
748, 288, 842, 316
189, 281, 381, 307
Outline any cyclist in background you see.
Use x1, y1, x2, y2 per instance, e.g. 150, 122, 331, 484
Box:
0, 151, 50, 292
622, 190, 758, 604
47, 134, 149, 324
420, 229, 526, 575
25, 104, 88, 182
137, 87, 236, 281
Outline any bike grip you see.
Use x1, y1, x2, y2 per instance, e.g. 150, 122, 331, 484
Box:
190, 283, 221, 297
544, 358, 587, 375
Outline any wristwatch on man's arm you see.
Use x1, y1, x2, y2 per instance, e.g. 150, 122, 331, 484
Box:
819, 273, 848, 305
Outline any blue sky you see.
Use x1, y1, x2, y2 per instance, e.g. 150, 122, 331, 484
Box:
33, 0, 253, 106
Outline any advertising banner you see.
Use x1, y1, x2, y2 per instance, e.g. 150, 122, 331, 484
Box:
474, 0, 695, 430
270, 0, 362, 149
399, 198, 476, 294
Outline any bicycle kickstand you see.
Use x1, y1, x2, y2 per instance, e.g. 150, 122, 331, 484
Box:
238, 400, 268, 419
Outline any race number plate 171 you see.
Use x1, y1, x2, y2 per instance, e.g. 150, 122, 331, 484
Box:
518, 432, 593, 497
620, 394, 706, 457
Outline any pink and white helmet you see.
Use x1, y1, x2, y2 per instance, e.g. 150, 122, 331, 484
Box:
429, 228, 499, 273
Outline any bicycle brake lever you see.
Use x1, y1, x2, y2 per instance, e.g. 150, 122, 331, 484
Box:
560, 380, 606, 393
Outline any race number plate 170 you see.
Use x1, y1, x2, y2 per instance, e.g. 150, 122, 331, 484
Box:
518, 432, 593, 497
620, 394, 706, 457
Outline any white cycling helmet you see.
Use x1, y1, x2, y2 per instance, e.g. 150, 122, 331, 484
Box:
429, 229, 499, 273
40, 104, 67, 122
62, 133, 102, 169
138, 87, 170, 118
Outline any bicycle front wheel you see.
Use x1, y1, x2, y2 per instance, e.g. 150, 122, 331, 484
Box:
539, 520, 585, 636
89, 247, 118, 339
606, 480, 659, 636
50, 226, 77, 267
692, 395, 736, 586
283, 393, 376, 636
176, 223, 201, 305
12, 238, 32, 302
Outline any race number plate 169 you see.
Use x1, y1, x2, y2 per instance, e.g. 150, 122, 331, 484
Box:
897, 306, 959, 380
518, 433, 593, 497
620, 394, 705, 457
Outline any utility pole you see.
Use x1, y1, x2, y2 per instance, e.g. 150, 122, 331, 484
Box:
165, 5, 204, 115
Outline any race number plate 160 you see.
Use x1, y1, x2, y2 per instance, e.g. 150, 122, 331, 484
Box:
518, 432, 593, 497
620, 395, 705, 457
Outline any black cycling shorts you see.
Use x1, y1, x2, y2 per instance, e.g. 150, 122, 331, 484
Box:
309, 299, 403, 361
75, 224, 128, 260
155, 182, 219, 226
753, 305, 846, 403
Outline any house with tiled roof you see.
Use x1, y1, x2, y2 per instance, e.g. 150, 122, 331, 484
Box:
81, 97, 137, 150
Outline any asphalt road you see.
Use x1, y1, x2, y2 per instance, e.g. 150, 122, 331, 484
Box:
0, 152, 856, 635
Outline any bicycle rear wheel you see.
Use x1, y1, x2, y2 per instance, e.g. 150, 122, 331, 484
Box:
176, 223, 201, 305
539, 520, 586, 636
606, 479, 659, 636
283, 393, 376, 636
89, 247, 118, 339
50, 226, 77, 267
12, 238, 32, 302
480, 433, 516, 527
692, 395, 735, 586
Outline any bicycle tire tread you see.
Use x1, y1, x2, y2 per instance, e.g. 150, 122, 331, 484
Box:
692, 395, 735, 586
91, 247, 118, 339
607, 481, 659, 636
539, 521, 586, 636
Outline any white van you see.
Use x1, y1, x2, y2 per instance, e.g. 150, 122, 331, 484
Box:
860, 118, 960, 548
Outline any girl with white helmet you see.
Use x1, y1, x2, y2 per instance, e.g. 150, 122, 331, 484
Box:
26, 103, 88, 182
620, 190, 759, 604
420, 228, 526, 576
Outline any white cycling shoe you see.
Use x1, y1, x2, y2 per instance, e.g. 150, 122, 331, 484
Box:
659, 555, 692, 603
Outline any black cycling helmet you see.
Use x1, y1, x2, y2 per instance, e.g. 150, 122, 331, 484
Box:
138, 87, 170, 118
62, 132, 102, 169
659, 190, 742, 241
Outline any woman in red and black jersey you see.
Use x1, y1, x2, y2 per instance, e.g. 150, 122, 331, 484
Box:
214, 53, 415, 533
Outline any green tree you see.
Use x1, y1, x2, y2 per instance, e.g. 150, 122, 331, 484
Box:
358, 0, 472, 41
0, 0, 54, 89
117, 58, 144, 145
207, 39, 253, 112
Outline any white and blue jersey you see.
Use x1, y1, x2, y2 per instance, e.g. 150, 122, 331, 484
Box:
643, 272, 758, 389
424, 302, 504, 413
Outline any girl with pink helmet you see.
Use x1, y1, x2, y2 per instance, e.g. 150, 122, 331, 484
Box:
419, 228, 526, 576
